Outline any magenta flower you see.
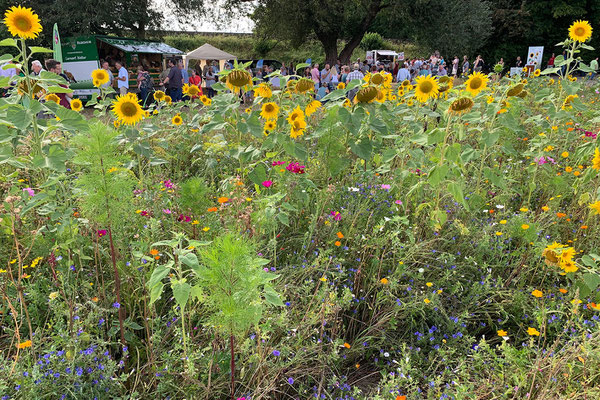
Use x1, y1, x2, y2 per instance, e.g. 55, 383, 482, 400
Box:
286, 162, 306, 174
177, 214, 191, 222
395, 199, 403, 205
330, 211, 342, 221
163, 180, 174, 189
271, 161, 285, 166
23, 188, 35, 196
262, 180, 273, 188
162, 209, 172, 214
381, 184, 391, 190
97, 229, 107, 238
534, 156, 556, 165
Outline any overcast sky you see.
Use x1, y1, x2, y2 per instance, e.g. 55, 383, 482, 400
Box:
156, 0, 254, 33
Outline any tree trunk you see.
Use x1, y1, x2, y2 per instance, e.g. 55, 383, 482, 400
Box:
315, 28, 339, 66
338, 0, 386, 64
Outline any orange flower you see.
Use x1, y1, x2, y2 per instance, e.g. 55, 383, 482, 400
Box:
559, 288, 568, 294
396, 397, 407, 400
343, 342, 351, 349
207, 207, 218, 212
17, 340, 32, 349
336, 232, 344, 239
334, 241, 341, 247
92, 296, 99, 302
150, 249, 159, 256
556, 212, 567, 218
217, 197, 229, 203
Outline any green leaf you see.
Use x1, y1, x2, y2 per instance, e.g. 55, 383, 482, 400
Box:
29, 46, 53, 54
427, 128, 445, 145
172, 281, 191, 309
181, 252, 200, 274
190, 285, 204, 301
124, 320, 144, 330
428, 165, 448, 187
248, 163, 267, 186
350, 138, 373, 160
0, 38, 17, 47
447, 182, 469, 211
147, 262, 172, 290
582, 273, 600, 291
149, 282, 164, 305
264, 285, 284, 306
581, 255, 597, 268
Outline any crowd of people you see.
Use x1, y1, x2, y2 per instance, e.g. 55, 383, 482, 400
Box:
4, 48, 598, 110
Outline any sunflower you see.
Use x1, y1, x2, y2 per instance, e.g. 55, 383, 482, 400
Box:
375, 89, 386, 103
562, 94, 578, 110
290, 118, 307, 139
172, 115, 183, 126
200, 95, 210, 105
414, 75, 439, 103
286, 106, 304, 124
91, 69, 109, 87
113, 120, 121, 128
464, 72, 489, 96
569, 20, 592, 42
164, 95, 172, 105
506, 83, 524, 97
186, 84, 201, 97
154, 90, 166, 102
533, 69, 541, 77
401, 80, 411, 88
264, 120, 277, 131
4, 6, 42, 39
296, 78, 315, 93
71, 98, 83, 112
260, 102, 279, 120
356, 86, 379, 103
337, 82, 345, 90
448, 97, 474, 115
254, 83, 272, 98
592, 147, 600, 171
226, 69, 252, 93
112, 94, 144, 125
45, 93, 60, 104
305, 100, 322, 116
370, 72, 384, 85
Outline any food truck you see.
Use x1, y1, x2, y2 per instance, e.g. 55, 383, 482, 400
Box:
61, 35, 184, 99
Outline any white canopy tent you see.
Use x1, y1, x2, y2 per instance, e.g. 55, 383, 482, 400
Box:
184, 43, 237, 73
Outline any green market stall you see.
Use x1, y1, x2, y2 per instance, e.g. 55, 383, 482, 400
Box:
62, 35, 183, 98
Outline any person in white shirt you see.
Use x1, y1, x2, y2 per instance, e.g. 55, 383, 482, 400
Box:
101, 60, 114, 90
396, 63, 411, 83
115, 61, 129, 96
31, 60, 45, 76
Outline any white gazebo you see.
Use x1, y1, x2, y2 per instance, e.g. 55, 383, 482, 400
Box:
185, 43, 237, 73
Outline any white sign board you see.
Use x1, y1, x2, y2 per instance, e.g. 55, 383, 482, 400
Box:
398, 52, 405, 61
366, 51, 374, 64
527, 46, 544, 69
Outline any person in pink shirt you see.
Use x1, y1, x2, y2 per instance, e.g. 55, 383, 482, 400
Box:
311, 63, 320, 90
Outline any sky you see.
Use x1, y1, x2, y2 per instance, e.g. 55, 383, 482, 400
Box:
156, 0, 254, 33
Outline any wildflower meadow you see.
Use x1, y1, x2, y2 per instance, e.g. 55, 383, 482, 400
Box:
2, 7, 600, 400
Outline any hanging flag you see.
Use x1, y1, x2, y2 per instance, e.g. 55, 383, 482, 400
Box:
53, 24, 62, 62
305, 58, 312, 65
256, 59, 264, 69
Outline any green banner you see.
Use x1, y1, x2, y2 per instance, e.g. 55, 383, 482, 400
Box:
53, 24, 62, 62
62, 36, 99, 62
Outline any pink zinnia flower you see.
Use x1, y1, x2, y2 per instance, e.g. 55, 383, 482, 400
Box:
97, 229, 107, 238
163, 209, 172, 214
381, 184, 391, 190
23, 188, 35, 196
262, 180, 273, 188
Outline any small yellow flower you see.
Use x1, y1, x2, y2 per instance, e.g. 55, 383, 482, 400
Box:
500, 220, 507, 224
497, 329, 508, 337
424, 298, 431, 304
521, 224, 530, 230
202, 227, 210, 232
561, 151, 569, 158
380, 278, 389, 284
495, 231, 503, 236
426, 282, 433, 287
320, 277, 327, 282
520, 207, 528, 212
527, 327, 540, 336
541, 206, 549, 212
192, 220, 199, 225
49, 291, 59, 300
531, 289, 543, 298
